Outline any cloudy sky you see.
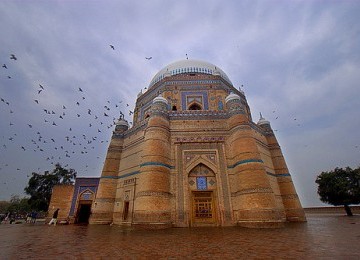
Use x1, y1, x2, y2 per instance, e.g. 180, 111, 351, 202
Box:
0, 0, 359, 207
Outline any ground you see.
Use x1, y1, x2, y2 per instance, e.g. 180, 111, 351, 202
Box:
1, 214, 359, 259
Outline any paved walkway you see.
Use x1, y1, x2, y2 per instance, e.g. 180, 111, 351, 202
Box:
1, 214, 360, 259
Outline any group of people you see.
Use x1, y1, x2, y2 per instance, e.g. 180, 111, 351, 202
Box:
26, 211, 38, 224
1, 208, 67, 226
2, 212, 15, 224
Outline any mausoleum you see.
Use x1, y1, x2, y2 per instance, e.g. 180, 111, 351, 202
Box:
87, 59, 306, 228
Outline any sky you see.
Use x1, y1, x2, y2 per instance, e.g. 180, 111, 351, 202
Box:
0, 0, 359, 207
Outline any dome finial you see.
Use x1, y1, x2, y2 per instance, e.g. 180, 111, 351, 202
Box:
258, 113, 270, 126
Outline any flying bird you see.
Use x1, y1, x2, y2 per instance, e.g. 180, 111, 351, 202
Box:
2, 64, 7, 69
10, 54, 17, 60
110, 45, 115, 50
38, 89, 43, 94
39, 84, 44, 89
7, 76, 11, 79
34, 100, 39, 104
78, 87, 83, 92
145, 57, 152, 60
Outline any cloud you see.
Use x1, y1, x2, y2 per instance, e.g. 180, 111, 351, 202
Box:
0, 1, 360, 207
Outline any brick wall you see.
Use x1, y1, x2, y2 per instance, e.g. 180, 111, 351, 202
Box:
47, 185, 74, 222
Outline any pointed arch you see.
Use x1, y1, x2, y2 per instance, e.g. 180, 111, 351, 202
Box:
185, 155, 217, 175
189, 163, 215, 177
79, 189, 95, 201
188, 103, 202, 110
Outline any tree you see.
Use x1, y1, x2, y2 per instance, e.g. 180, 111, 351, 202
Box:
24, 163, 77, 211
6, 195, 31, 215
0, 195, 30, 215
315, 166, 360, 216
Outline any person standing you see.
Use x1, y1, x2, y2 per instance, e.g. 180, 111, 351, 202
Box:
31, 211, 37, 224
48, 208, 59, 226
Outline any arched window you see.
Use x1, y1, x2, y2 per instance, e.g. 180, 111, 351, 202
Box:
172, 105, 177, 111
188, 103, 202, 110
189, 163, 216, 190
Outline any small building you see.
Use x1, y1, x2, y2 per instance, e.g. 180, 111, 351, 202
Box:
47, 177, 99, 224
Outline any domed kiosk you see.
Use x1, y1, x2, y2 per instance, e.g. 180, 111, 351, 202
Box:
89, 59, 306, 228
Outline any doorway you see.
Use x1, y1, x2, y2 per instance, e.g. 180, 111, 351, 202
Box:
192, 191, 216, 225
123, 201, 130, 221
77, 203, 92, 224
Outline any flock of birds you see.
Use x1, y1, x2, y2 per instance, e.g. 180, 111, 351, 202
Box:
2, 45, 357, 195
0, 47, 309, 192
0, 45, 155, 190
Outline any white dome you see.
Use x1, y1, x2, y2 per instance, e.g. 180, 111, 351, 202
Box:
225, 93, 241, 103
149, 59, 233, 88
257, 113, 270, 126
116, 119, 129, 127
153, 95, 168, 104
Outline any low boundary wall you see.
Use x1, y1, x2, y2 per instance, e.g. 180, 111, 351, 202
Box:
304, 206, 360, 214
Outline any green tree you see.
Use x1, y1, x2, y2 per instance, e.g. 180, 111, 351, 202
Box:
5, 195, 31, 215
315, 166, 360, 216
24, 163, 77, 211
0, 195, 31, 216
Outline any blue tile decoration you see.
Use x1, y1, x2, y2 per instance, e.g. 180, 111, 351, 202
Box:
100, 171, 141, 179
266, 172, 291, 177
140, 161, 175, 169
196, 176, 208, 190
218, 100, 224, 110
227, 159, 264, 169
69, 178, 100, 216
181, 91, 209, 110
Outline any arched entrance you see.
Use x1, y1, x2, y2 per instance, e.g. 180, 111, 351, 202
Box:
188, 163, 217, 226
75, 190, 94, 224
